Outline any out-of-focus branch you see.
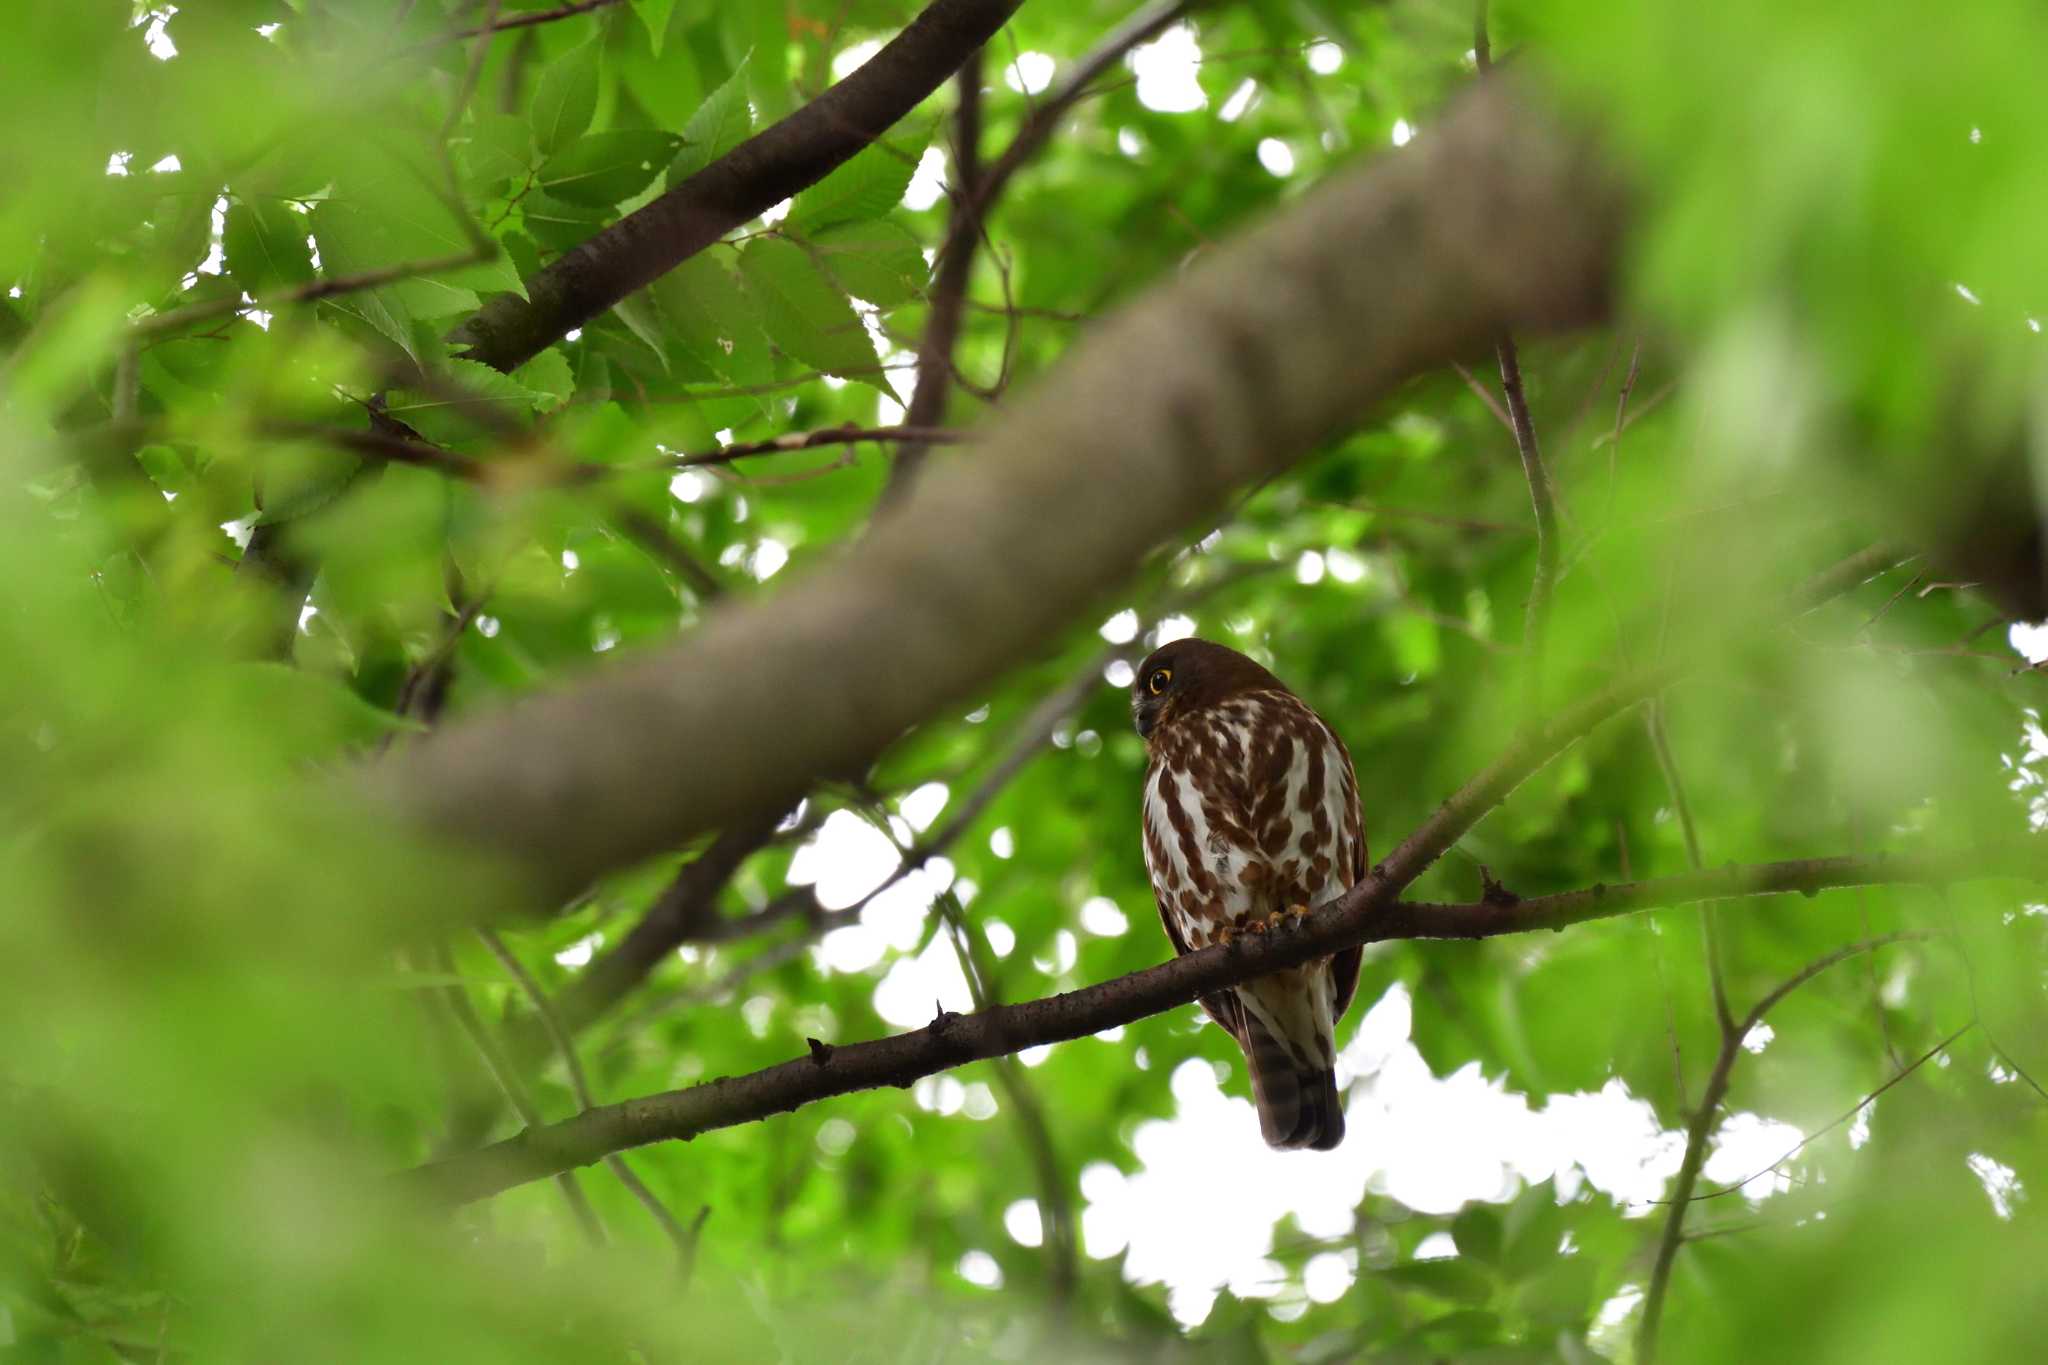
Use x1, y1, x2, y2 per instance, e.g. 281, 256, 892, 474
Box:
379, 80, 1627, 906
438, 0, 622, 43
426, 942, 606, 1243
1474, 3, 1559, 718
475, 928, 695, 1269
1633, 934, 1948, 1365
517, 812, 786, 1051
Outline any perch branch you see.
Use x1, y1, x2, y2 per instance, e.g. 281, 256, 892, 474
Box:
404, 842, 2039, 1204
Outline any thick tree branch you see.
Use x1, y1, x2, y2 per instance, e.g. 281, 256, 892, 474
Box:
379, 81, 1625, 905
450, 0, 1029, 372
404, 832, 2041, 1207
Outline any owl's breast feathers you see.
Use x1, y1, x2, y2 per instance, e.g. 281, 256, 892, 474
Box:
1142, 688, 1363, 939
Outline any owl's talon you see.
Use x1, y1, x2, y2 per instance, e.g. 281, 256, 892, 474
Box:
1286, 902, 1312, 923
1214, 924, 1236, 947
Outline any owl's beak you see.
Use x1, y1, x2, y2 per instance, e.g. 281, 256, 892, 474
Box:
1132, 695, 1161, 739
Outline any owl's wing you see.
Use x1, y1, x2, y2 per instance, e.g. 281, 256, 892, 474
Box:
1153, 888, 1245, 1035
1328, 735, 1368, 1023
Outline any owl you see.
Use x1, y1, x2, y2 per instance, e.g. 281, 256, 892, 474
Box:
1130, 639, 1366, 1150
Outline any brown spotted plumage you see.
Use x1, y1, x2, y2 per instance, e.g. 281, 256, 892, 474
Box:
1130, 639, 1366, 1150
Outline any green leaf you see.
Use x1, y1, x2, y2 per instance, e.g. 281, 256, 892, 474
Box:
385, 359, 536, 450
631, 0, 678, 53
611, 291, 670, 367
238, 663, 417, 751
1500, 1180, 1568, 1281
669, 59, 754, 185
460, 112, 536, 191
512, 347, 576, 413
223, 197, 314, 294
256, 441, 362, 525
519, 190, 610, 252
649, 252, 771, 388
539, 130, 682, 206
1451, 1204, 1504, 1267
531, 36, 601, 156
736, 236, 882, 384
1378, 1260, 1495, 1306
805, 219, 928, 307
792, 141, 919, 232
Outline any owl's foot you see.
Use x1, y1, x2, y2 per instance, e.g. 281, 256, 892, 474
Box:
1265, 903, 1313, 930
1214, 923, 1237, 947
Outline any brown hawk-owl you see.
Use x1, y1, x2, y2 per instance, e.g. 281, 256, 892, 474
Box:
1130, 639, 1365, 1150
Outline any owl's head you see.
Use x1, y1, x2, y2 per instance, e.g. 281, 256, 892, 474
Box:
1129, 638, 1286, 740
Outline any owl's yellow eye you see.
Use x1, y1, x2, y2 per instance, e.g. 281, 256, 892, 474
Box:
1146, 668, 1173, 696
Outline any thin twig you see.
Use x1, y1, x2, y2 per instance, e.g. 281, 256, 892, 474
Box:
437, 0, 623, 44
428, 942, 606, 1245
1634, 933, 1945, 1363
136, 248, 498, 338
1474, 3, 1558, 719
1644, 705, 1733, 1037
933, 896, 1079, 1301
608, 503, 727, 601
878, 53, 985, 508
475, 928, 698, 1270
1450, 359, 1514, 433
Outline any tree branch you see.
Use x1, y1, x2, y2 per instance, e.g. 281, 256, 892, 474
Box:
450, 0, 1029, 372
137, 247, 499, 339
1474, 3, 1560, 718
880, 0, 1198, 506
518, 812, 787, 1051
945, 0, 1195, 264
1636, 1007, 1965, 1363
475, 928, 696, 1267
1496, 333, 1560, 711
438, 0, 622, 43
404, 831, 2040, 1206
379, 80, 1626, 905
878, 52, 984, 509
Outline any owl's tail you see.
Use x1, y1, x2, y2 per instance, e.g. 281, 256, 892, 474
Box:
1240, 1009, 1346, 1151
